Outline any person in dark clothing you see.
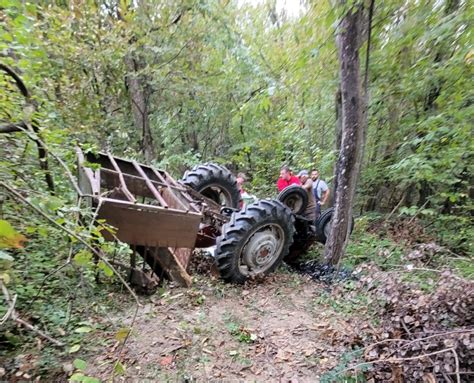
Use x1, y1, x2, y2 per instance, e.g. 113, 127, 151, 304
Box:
297, 170, 316, 220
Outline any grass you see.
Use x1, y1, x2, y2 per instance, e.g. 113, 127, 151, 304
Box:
319, 349, 367, 383
224, 317, 257, 344
450, 258, 474, 279
312, 282, 380, 321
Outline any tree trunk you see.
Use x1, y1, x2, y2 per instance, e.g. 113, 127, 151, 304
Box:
333, 87, 343, 196
324, 5, 367, 266
125, 56, 155, 162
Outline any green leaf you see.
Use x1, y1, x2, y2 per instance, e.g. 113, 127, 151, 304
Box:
74, 326, 92, 334
83, 161, 101, 171
69, 372, 85, 382
1, 272, 11, 284
97, 260, 113, 277
45, 196, 64, 212
38, 227, 48, 238
0, 0, 17, 8
115, 327, 129, 342
83, 377, 101, 383
74, 250, 93, 266
69, 344, 81, 354
114, 361, 126, 375
25, 226, 37, 234
73, 359, 87, 372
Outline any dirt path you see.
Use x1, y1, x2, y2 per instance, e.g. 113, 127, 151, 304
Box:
88, 271, 364, 382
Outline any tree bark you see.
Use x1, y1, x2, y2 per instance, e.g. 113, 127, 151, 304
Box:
125, 56, 155, 162
324, 5, 367, 266
333, 87, 343, 196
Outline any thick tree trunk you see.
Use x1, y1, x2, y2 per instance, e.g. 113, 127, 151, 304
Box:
333, 87, 343, 196
125, 56, 155, 162
324, 6, 366, 266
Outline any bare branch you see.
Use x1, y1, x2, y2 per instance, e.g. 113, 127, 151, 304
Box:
342, 347, 462, 376
13, 125, 81, 196
0, 121, 27, 134
1, 280, 64, 346
0, 63, 29, 98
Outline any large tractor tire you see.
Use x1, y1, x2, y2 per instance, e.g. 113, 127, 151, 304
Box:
315, 207, 355, 244
215, 199, 295, 284
277, 184, 308, 215
181, 163, 240, 209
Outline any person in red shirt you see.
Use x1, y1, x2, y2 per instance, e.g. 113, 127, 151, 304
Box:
277, 165, 301, 191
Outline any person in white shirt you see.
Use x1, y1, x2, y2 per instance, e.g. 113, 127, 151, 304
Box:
311, 169, 330, 218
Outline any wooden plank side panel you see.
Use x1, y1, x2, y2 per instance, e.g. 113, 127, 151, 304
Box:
98, 202, 201, 248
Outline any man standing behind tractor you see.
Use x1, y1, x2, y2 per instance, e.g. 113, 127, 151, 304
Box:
297, 170, 317, 220
277, 165, 301, 191
311, 169, 330, 218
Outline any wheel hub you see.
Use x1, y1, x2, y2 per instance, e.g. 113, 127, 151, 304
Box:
243, 231, 279, 270
284, 195, 303, 214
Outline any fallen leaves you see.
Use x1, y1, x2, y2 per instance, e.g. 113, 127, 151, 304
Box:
159, 355, 174, 367
358, 270, 474, 382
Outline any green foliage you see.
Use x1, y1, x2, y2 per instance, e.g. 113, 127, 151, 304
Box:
320, 349, 367, 383
429, 214, 473, 255
224, 314, 257, 344
225, 321, 256, 343
344, 218, 405, 269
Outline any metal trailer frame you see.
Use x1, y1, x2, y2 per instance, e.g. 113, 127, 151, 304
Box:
76, 148, 227, 289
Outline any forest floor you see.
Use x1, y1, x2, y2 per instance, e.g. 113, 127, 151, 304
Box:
3, 219, 471, 382
86, 268, 367, 382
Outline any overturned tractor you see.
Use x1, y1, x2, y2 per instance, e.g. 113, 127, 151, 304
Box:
77, 149, 342, 290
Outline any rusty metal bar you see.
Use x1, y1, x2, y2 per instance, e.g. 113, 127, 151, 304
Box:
150, 167, 189, 211
100, 168, 199, 211
101, 168, 162, 186
107, 153, 136, 203
163, 170, 181, 187
162, 170, 199, 207
101, 168, 188, 193
162, 169, 200, 209
152, 172, 199, 211
131, 160, 169, 208
150, 168, 169, 185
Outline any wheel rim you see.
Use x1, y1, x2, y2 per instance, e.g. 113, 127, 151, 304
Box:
199, 183, 233, 207
238, 223, 285, 276
282, 195, 304, 214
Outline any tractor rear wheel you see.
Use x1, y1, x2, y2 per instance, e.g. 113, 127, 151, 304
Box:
315, 207, 355, 244
181, 163, 240, 209
215, 199, 295, 284
277, 184, 308, 215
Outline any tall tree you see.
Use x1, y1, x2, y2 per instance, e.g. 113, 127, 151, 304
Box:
125, 54, 155, 162
324, 3, 368, 266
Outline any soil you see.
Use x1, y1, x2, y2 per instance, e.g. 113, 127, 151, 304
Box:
86, 269, 366, 382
